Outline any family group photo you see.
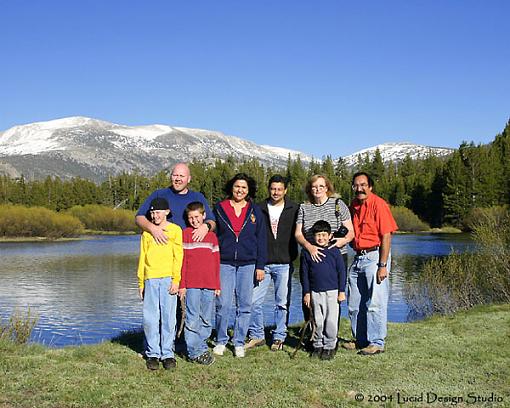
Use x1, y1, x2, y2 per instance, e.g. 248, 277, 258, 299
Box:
1, 1, 509, 407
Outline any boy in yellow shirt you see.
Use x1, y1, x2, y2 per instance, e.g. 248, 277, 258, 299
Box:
137, 197, 183, 370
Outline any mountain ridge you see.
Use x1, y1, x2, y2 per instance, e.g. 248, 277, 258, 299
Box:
0, 117, 454, 182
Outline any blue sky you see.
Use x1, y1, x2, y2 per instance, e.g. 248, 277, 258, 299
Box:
1, 1, 509, 158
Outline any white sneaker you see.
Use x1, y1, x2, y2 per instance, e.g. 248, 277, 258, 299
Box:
212, 344, 226, 356
235, 346, 245, 358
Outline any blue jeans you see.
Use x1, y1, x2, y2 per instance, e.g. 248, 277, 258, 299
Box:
248, 263, 290, 342
184, 288, 214, 359
215, 263, 255, 347
347, 251, 390, 348
143, 277, 177, 359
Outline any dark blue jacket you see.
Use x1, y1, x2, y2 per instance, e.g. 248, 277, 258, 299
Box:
300, 247, 346, 294
214, 200, 267, 270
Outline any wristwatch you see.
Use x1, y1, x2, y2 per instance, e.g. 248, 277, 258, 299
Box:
377, 262, 387, 268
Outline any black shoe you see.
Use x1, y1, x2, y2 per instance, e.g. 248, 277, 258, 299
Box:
310, 347, 323, 359
193, 351, 215, 366
146, 357, 159, 370
162, 357, 177, 370
320, 349, 334, 360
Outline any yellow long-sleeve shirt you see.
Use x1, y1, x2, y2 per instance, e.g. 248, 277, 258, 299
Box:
137, 224, 183, 290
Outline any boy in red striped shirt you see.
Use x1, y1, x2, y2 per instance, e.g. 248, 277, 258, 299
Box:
179, 202, 221, 365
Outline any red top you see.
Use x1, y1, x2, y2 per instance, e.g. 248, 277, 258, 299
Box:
350, 193, 398, 251
180, 228, 221, 290
220, 199, 250, 236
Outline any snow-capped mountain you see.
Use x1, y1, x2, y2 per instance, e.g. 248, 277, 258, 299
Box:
0, 116, 312, 181
342, 142, 454, 167
0, 117, 456, 181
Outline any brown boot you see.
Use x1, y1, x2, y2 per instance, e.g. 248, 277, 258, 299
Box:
271, 339, 284, 351
359, 344, 385, 355
245, 338, 266, 350
340, 341, 359, 351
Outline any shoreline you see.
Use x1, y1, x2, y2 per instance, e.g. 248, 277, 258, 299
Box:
1, 229, 462, 242
0, 230, 138, 243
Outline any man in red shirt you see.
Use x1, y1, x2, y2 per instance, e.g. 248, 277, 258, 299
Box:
343, 172, 398, 355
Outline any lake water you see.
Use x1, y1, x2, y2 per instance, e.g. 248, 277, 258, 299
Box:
0, 233, 473, 347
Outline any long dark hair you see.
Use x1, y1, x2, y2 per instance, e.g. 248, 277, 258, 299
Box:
224, 173, 257, 200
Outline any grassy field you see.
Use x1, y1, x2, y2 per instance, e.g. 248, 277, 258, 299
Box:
1, 304, 509, 408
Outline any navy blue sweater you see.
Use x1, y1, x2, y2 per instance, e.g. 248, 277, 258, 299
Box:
213, 200, 267, 270
300, 247, 346, 294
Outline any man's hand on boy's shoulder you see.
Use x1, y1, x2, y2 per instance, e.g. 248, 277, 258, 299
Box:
191, 221, 215, 242
150, 224, 169, 244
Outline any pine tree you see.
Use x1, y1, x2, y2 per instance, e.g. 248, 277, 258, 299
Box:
370, 148, 385, 182
334, 157, 352, 202
286, 155, 307, 203
443, 150, 471, 226
492, 120, 510, 204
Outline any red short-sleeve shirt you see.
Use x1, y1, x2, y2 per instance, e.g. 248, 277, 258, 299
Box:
350, 193, 398, 251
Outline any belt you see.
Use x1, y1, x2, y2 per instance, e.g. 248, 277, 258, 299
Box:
355, 246, 379, 256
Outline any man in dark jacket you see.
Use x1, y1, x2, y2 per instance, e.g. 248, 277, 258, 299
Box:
246, 175, 299, 351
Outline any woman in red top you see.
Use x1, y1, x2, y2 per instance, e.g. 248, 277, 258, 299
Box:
212, 173, 267, 358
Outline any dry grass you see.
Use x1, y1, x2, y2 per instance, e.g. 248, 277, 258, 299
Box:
0, 308, 38, 344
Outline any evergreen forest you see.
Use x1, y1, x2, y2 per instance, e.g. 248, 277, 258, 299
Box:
1, 120, 508, 230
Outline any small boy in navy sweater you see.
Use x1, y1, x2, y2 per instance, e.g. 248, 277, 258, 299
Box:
301, 220, 346, 360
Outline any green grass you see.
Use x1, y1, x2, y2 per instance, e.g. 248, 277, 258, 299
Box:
1, 304, 509, 408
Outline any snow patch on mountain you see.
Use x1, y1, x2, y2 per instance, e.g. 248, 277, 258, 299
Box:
260, 145, 309, 159
111, 124, 172, 141
343, 142, 454, 167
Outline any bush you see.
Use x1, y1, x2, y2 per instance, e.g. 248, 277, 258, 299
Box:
0, 308, 38, 344
406, 207, 510, 317
462, 205, 509, 231
0, 204, 84, 238
66, 205, 138, 232
470, 206, 510, 302
391, 206, 429, 232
